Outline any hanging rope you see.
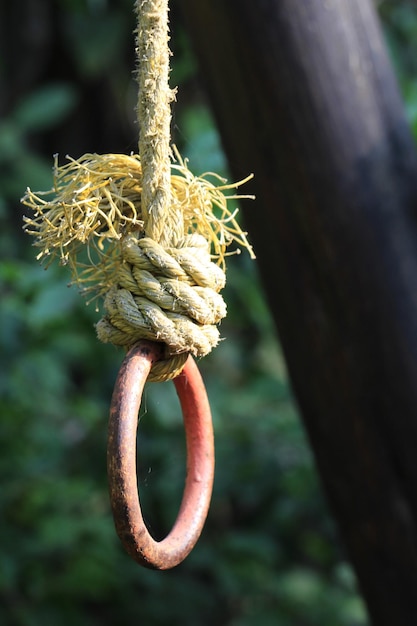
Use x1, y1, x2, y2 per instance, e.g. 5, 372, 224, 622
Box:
22, 0, 255, 382
21, 0, 256, 572
136, 0, 177, 246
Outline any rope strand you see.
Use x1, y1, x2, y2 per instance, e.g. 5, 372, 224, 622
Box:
136, 0, 180, 246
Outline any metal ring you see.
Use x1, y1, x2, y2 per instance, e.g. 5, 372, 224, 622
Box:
107, 340, 215, 570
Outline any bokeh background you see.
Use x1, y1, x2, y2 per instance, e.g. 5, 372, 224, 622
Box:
1, 1, 416, 624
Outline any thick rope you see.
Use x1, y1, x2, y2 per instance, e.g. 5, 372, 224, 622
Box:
98, 0, 224, 380
136, 0, 180, 246
22, 2, 255, 383
97, 235, 226, 382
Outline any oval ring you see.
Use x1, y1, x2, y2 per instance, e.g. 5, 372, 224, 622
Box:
107, 340, 215, 570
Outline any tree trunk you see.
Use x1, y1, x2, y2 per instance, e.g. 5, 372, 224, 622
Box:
178, 1, 417, 623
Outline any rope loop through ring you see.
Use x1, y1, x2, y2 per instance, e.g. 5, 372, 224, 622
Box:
107, 340, 215, 569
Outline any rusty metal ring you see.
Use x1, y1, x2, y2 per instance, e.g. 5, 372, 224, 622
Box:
107, 340, 215, 570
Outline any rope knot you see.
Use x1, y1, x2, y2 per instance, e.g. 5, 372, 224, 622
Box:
22, 151, 254, 381
21, 3, 255, 382
96, 234, 227, 381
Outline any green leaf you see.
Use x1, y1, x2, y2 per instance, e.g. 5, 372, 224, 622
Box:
13, 84, 79, 131
0, 121, 24, 161
66, 12, 128, 77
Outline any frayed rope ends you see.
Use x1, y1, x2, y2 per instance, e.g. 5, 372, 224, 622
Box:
22, 150, 255, 381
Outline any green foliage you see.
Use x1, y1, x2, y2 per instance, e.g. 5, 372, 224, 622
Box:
0, 83, 79, 203
64, 9, 130, 78
179, 104, 228, 175
14, 85, 79, 132
380, 0, 417, 134
0, 250, 368, 625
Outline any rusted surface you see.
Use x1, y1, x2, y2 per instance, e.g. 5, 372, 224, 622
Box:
108, 340, 215, 570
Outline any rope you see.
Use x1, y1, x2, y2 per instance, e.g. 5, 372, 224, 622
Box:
96, 234, 226, 381
118, 0, 188, 380
136, 0, 179, 247
22, 1, 255, 382
95, 0, 226, 380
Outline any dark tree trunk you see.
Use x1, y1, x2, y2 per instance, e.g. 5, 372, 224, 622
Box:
178, 1, 417, 623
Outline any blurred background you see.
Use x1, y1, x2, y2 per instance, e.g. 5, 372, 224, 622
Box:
0, 1, 416, 624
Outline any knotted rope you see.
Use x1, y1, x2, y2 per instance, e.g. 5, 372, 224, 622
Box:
22, 0, 254, 381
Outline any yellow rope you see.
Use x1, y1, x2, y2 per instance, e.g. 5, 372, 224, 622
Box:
136, 0, 178, 246
22, 2, 255, 382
